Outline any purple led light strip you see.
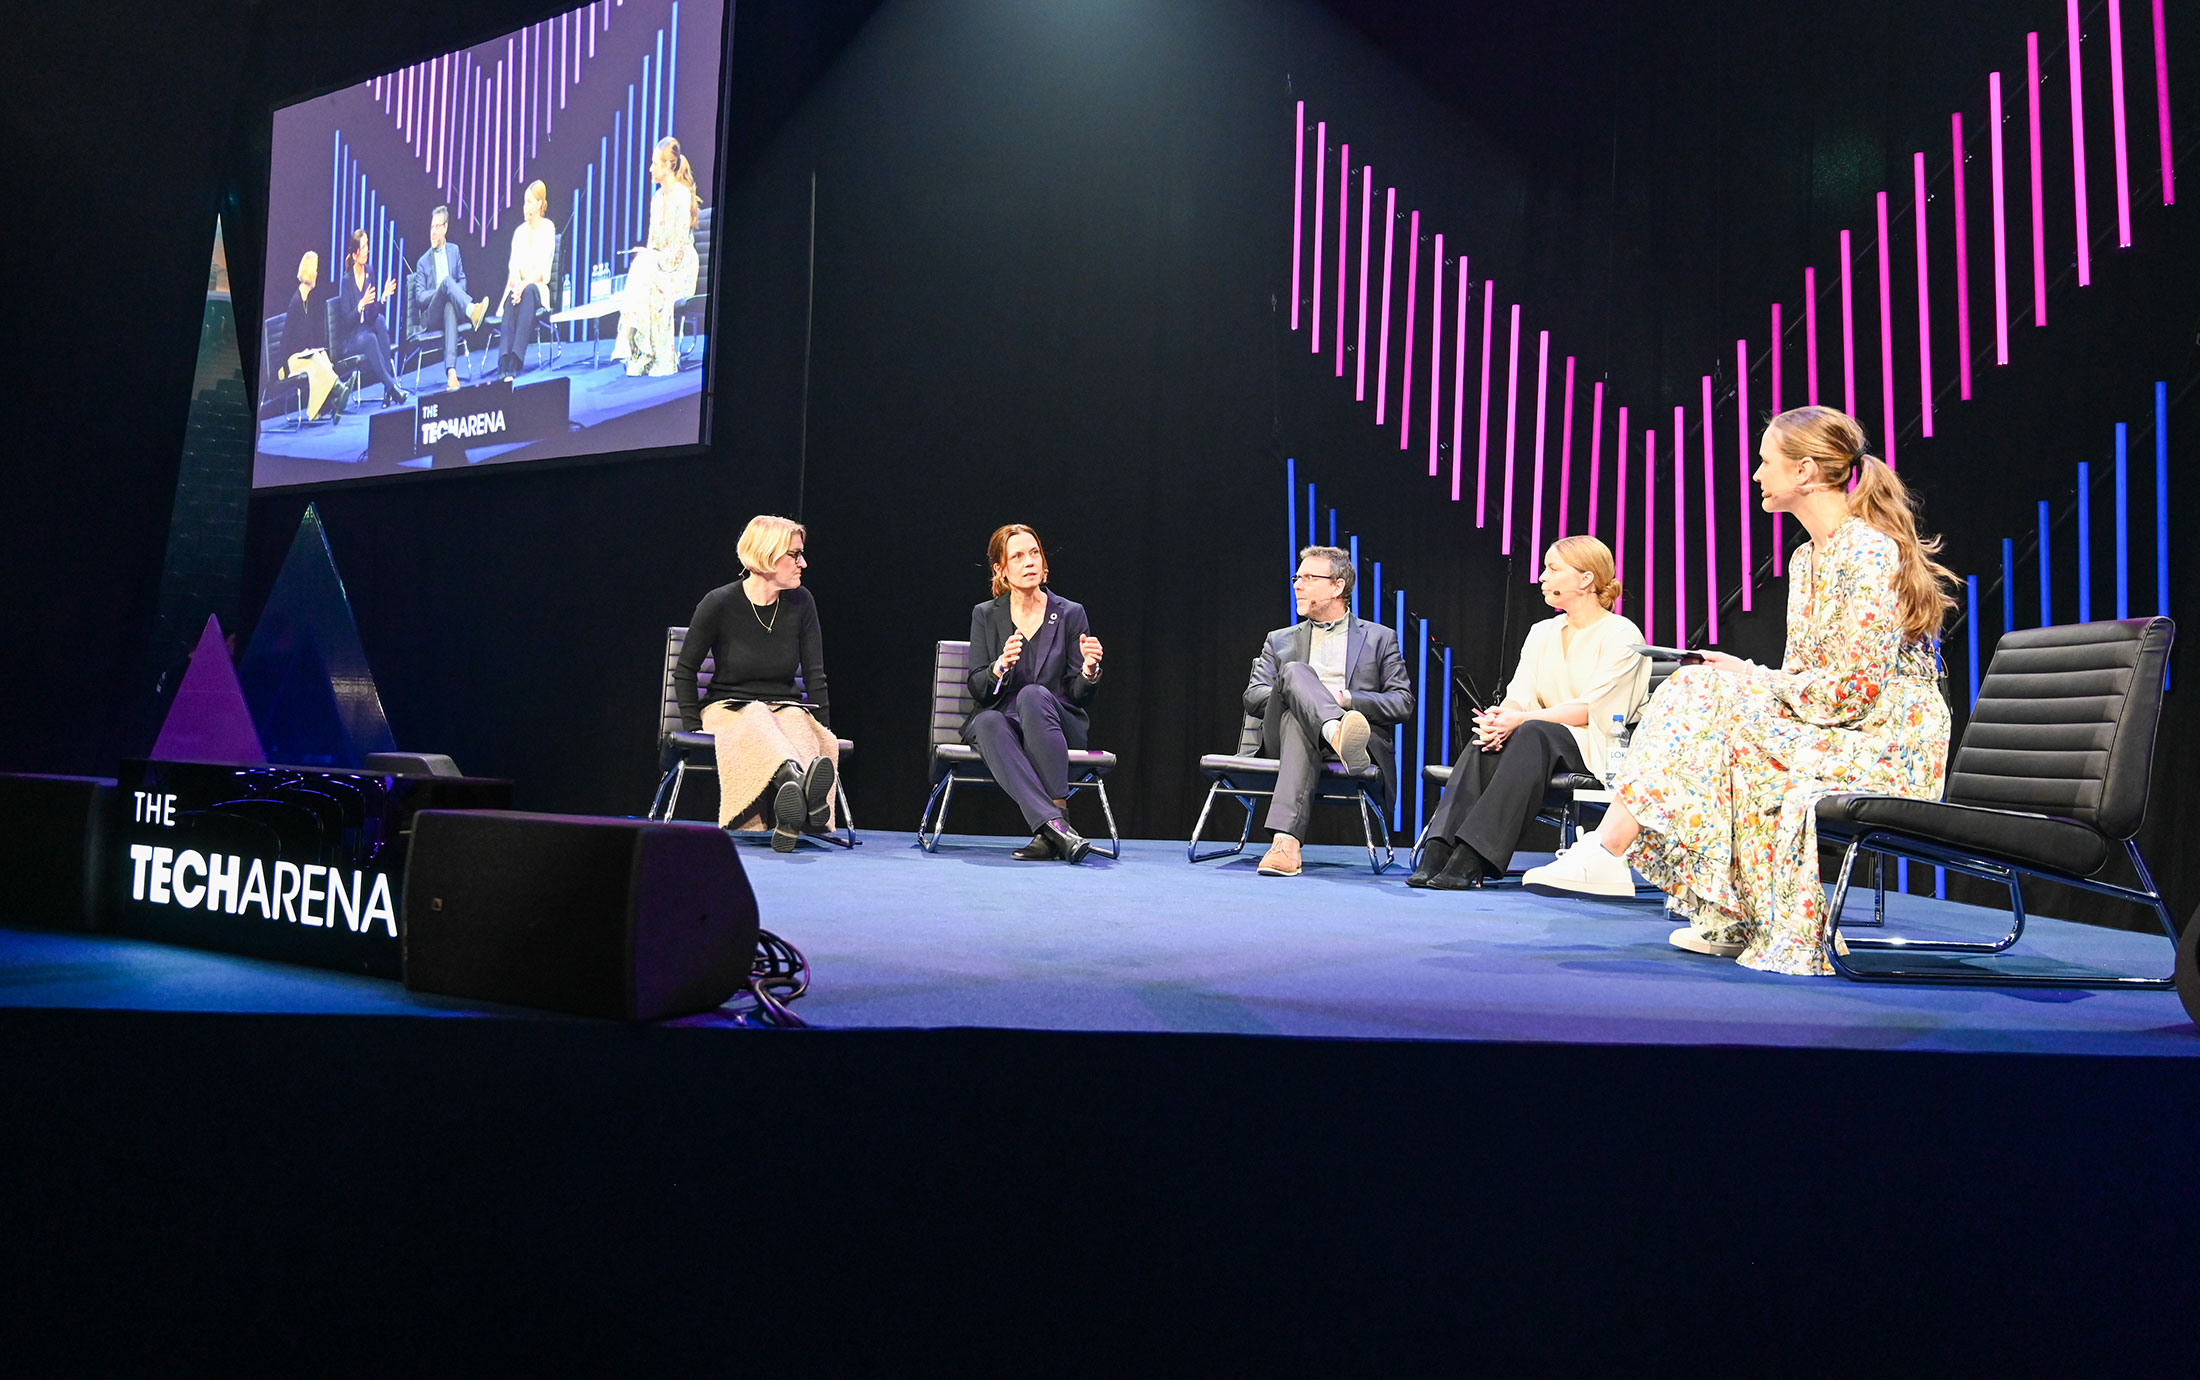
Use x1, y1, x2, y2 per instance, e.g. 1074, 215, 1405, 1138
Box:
2156, 0, 2176, 204
1558, 357, 1576, 538
1700, 381, 1719, 644
1839, 229, 1856, 414
1476, 283, 1495, 524
1735, 340, 1753, 611
1335, 144, 1348, 377
1290, 103, 1303, 333
1374, 186, 1395, 419
1673, 406, 1687, 648
2028, 32, 2047, 326
1912, 157, 1933, 439
1310, 124, 1324, 354
1451, 261, 1469, 499
1587, 382, 1605, 543
1398, 209, 1418, 449
1501, 303, 1522, 554
1428, 235, 1444, 475
2108, 0, 2132, 246
1952, 114, 1973, 398
1355, 167, 1372, 401
1528, 330, 1550, 576
1643, 427, 1657, 646
1803, 269, 1819, 406
2066, 1, 2092, 287
1990, 73, 2010, 362
1876, 192, 1896, 468
1770, 305, 1785, 577
1613, 407, 1630, 616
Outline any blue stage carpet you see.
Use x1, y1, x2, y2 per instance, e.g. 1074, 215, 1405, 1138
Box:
5, 831, 2191, 1055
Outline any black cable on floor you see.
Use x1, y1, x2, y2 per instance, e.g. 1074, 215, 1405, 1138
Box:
737, 927, 810, 1027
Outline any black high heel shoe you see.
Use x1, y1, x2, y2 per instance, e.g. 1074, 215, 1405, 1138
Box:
1037, 817, 1091, 865
1407, 838, 1454, 889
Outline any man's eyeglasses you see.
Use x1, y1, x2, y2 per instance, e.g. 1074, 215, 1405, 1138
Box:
1292, 571, 1344, 585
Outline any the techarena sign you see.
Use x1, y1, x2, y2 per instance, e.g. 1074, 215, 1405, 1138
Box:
111, 760, 510, 977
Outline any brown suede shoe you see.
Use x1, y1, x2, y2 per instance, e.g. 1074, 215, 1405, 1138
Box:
1256, 834, 1303, 877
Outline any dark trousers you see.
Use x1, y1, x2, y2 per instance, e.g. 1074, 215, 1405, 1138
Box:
498, 284, 547, 374
1424, 719, 1585, 872
340, 323, 402, 400
966, 683, 1086, 831
1262, 661, 1349, 837
420, 278, 474, 371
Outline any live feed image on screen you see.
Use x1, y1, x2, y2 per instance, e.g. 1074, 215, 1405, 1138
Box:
254, 1, 725, 488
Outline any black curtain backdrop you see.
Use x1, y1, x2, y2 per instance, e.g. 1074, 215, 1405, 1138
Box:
4, 0, 2195, 912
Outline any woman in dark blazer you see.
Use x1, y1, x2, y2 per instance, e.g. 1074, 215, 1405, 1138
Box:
335, 229, 409, 408
963, 524, 1105, 863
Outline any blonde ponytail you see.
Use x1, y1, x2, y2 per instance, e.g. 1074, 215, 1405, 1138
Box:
1767, 406, 1959, 642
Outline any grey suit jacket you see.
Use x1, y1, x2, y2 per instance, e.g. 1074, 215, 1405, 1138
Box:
1241, 616, 1415, 799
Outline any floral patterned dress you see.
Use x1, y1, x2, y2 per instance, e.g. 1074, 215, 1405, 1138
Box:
613, 181, 699, 375
1613, 518, 1950, 975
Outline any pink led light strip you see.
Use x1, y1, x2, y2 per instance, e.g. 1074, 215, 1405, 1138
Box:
1990, 73, 2010, 362
2028, 33, 2047, 327
1501, 303, 1522, 554
1335, 144, 1348, 377
1558, 357, 1577, 539
2066, 1, 2092, 287
1770, 306, 1784, 578
1673, 406, 1687, 648
1290, 103, 1303, 333
1912, 157, 1933, 440
1699, 383, 1719, 645
1614, 408, 1630, 619
1374, 186, 1395, 419
1452, 262, 1469, 501
1428, 236, 1444, 476
2108, 0, 2132, 246
1398, 209, 1418, 449
2156, 0, 2177, 204
1310, 125, 1324, 354
1735, 339, 1753, 612
1528, 331, 1550, 576
1476, 284, 1495, 525
1952, 113, 1974, 398
1876, 192, 1896, 468
1356, 167, 1372, 400
1587, 382, 1605, 543
1839, 229, 1856, 415
1644, 428, 1658, 647
1803, 268, 1819, 406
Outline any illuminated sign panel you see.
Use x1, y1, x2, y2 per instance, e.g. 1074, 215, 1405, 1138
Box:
111, 760, 511, 977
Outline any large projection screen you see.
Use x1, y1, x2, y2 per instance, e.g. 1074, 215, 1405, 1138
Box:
254, 1, 726, 488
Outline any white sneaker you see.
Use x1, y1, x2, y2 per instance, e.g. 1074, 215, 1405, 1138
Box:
1668, 926, 1746, 958
1520, 837, 1635, 899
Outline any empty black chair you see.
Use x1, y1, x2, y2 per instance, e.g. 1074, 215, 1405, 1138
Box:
646, 625, 855, 847
1816, 617, 2177, 987
916, 639, 1119, 856
1189, 711, 1392, 873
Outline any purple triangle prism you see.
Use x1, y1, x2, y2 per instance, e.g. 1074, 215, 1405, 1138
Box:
150, 615, 267, 764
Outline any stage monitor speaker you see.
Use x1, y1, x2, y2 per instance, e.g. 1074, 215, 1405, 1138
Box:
401, 810, 758, 1021
0, 774, 115, 931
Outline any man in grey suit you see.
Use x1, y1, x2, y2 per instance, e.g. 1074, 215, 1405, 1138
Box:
412, 206, 486, 392
1241, 545, 1415, 876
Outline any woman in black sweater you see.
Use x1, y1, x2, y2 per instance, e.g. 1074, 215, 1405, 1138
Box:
673, 515, 838, 851
962, 524, 1104, 862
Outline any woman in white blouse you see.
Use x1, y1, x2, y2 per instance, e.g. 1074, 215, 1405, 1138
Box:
1408, 535, 1649, 889
495, 179, 557, 381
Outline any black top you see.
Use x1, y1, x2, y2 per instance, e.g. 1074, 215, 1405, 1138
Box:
341, 265, 387, 340
961, 591, 1098, 742
674, 582, 829, 731
279, 283, 330, 358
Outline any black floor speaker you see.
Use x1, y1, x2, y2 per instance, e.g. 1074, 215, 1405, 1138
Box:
0, 773, 115, 931
401, 810, 758, 1020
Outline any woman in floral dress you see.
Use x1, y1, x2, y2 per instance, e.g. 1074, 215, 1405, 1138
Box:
613, 136, 701, 377
1522, 406, 1958, 976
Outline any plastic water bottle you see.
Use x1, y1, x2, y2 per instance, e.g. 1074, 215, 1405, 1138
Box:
1603, 713, 1631, 787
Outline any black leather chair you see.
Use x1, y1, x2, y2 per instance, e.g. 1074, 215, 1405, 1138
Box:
917, 639, 1120, 856
674, 205, 711, 367
1189, 712, 1394, 874
1817, 617, 2177, 987
1410, 650, 1676, 871
647, 625, 855, 847
259, 312, 306, 428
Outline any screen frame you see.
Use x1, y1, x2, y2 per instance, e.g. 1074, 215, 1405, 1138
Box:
249, 0, 737, 494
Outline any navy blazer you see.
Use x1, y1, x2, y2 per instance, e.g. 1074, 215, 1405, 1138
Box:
961, 591, 1099, 746
412, 242, 469, 304
1241, 616, 1416, 799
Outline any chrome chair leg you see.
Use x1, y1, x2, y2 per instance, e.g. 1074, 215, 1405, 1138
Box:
1090, 778, 1122, 859
664, 760, 692, 820
916, 774, 956, 853
1188, 781, 1260, 863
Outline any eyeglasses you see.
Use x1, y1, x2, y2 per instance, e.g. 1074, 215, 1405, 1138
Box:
1292, 572, 1344, 585
782, 550, 808, 564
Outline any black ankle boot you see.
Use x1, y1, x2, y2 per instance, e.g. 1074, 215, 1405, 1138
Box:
1011, 831, 1057, 861
1428, 845, 1489, 890
1037, 817, 1091, 865
1408, 838, 1455, 889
